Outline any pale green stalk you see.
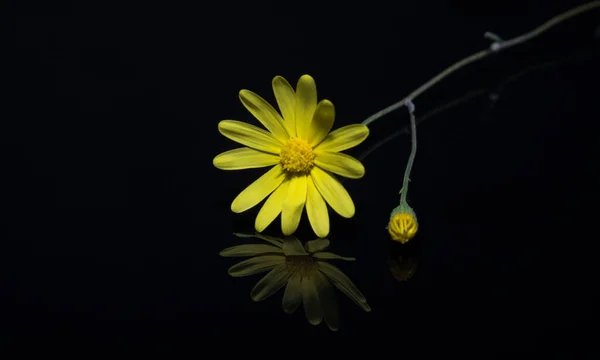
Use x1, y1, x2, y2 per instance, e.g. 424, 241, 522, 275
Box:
362, 1, 600, 127
399, 100, 416, 206
390, 100, 417, 219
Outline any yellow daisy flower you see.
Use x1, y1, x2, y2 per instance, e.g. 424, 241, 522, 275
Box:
220, 233, 371, 332
213, 75, 369, 238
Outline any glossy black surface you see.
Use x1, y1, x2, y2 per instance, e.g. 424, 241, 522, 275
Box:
2, 0, 599, 353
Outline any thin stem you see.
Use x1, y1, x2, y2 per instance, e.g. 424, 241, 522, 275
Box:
361, 1, 600, 127
357, 43, 593, 164
400, 100, 417, 205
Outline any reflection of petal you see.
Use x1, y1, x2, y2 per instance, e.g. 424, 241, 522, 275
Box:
317, 262, 371, 312
282, 275, 302, 314
304, 239, 330, 253
282, 236, 307, 256
219, 244, 284, 257
228, 255, 285, 277
313, 270, 339, 331
301, 276, 323, 325
251, 264, 291, 301
233, 232, 283, 248
312, 252, 355, 261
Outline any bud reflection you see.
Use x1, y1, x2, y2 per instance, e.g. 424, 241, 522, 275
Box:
388, 240, 418, 282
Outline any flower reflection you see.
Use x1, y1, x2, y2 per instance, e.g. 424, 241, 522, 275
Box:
220, 232, 370, 331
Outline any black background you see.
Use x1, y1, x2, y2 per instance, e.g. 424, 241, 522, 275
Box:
2, 0, 599, 354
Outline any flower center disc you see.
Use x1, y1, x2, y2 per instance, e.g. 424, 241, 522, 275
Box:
280, 137, 315, 173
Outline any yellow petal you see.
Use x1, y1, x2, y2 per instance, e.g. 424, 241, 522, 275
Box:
213, 148, 280, 170
281, 175, 307, 235
231, 164, 286, 213
314, 124, 369, 153
307, 99, 335, 147
233, 232, 283, 248
314, 152, 365, 179
306, 175, 329, 238
218, 120, 283, 154
309, 167, 355, 218
272, 76, 296, 137
255, 179, 289, 233
239, 89, 290, 142
295, 75, 317, 140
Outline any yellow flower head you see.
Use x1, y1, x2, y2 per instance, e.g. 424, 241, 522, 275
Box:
220, 233, 371, 331
388, 212, 418, 244
213, 75, 369, 238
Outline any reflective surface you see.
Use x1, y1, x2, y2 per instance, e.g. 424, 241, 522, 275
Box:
2, 0, 599, 352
